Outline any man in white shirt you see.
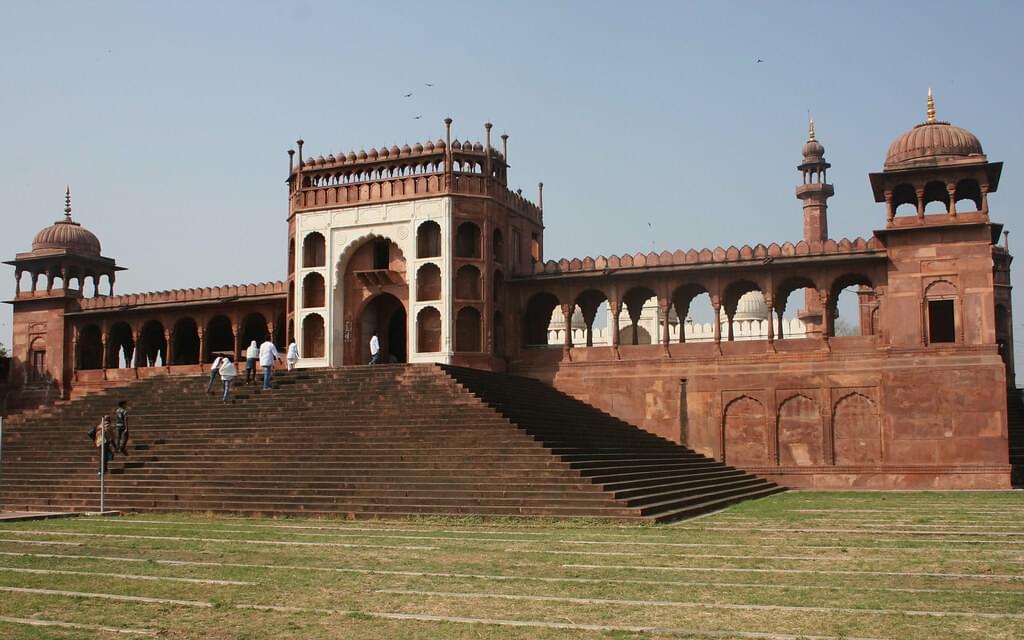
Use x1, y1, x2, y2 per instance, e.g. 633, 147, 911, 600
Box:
369, 331, 381, 365
259, 337, 281, 390
206, 355, 225, 394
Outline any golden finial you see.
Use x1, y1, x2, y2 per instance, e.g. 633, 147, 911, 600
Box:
64, 186, 72, 221
808, 117, 816, 142
926, 88, 936, 124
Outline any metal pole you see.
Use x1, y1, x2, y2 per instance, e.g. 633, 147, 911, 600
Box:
99, 438, 105, 514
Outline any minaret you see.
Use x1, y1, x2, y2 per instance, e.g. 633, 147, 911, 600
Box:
795, 118, 834, 243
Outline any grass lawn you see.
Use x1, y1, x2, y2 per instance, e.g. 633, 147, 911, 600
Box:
0, 491, 1021, 639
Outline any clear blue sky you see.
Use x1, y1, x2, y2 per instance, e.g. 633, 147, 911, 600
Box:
2, 1, 1022, 371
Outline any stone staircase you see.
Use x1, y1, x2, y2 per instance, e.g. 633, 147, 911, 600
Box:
440, 365, 784, 521
1008, 388, 1024, 487
0, 364, 781, 521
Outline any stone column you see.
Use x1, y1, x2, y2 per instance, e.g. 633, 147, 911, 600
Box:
101, 336, 109, 370
660, 298, 671, 346
981, 184, 989, 214
915, 187, 925, 219
712, 298, 722, 345
764, 294, 775, 344
884, 191, 894, 223
947, 183, 957, 217
232, 324, 241, 361
820, 290, 833, 344
609, 300, 621, 348
776, 308, 785, 340
14, 268, 21, 295
198, 329, 206, 365
164, 329, 173, 367
561, 303, 573, 349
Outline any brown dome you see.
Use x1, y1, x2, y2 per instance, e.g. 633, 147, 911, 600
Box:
884, 120, 984, 170
802, 139, 825, 162
33, 218, 102, 257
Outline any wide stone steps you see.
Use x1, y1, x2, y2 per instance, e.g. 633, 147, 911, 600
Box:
2, 363, 781, 521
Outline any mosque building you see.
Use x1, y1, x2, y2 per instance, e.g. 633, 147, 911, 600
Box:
2, 94, 1016, 488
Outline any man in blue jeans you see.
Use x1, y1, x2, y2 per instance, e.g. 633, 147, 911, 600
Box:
258, 337, 280, 390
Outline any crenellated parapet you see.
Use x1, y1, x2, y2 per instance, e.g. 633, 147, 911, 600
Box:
77, 281, 286, 310
529, 237, 884, 276
287, 120, 542, 224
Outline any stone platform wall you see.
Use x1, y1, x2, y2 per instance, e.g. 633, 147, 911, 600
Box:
512, 339, 1010, 489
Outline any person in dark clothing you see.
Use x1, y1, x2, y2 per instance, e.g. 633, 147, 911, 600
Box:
114, 400, 129, 456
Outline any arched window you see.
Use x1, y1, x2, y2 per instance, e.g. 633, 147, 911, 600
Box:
416, 263, 441, 301
28, 336, 47, 381
925, 280, 957, 344
302, 232, 326, 268
416, 221, 442, 258
455, 264, 481, 300
302, 314, 325, 358
417, 306, 442, 353
455, 222, 481, 258
923, 180, 949, 213
955, 178, 982, 212
455, 306, 481, 352
288, 238, 295, 275
892, 183, 917, 217
302, 272, 325, 308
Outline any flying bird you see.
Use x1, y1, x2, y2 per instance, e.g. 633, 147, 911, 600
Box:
756, 58, 764, 63
403, 92, 413, 98
413, 115, 422, 119
424, 82, 434, 87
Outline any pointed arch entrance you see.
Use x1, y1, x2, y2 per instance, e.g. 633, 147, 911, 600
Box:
335, 233, 409, 366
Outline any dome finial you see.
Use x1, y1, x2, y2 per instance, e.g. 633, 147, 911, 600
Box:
808, 117, 816, 142
926, 88, 936, 124
64, 186, 72, 221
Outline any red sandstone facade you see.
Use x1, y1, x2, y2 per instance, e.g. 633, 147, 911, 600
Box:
3, 95, 1016, 488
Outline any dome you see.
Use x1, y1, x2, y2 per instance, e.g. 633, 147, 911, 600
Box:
413, 142, 423, 153
802, 139, 825, 162
33, 219, 101, 256
884, 93, 985, 170
718, 291, 769, 323
473, 142, 484, 152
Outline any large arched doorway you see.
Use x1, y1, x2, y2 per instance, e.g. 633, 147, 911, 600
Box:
337, 235, 409, 366
357, 293, 407, 364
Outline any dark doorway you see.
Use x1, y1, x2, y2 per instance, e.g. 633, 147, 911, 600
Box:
387, 309, 407, 362
928, 300, 955, 344
359, 293, 407, 364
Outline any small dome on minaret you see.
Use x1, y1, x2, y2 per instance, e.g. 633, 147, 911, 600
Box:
801, 119, 825, 163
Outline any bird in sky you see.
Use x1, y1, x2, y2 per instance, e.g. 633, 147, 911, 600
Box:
403, 92, 413, 98
424, 82, 434, 87
756, 58, 764, 63
413, 115, 422, 119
